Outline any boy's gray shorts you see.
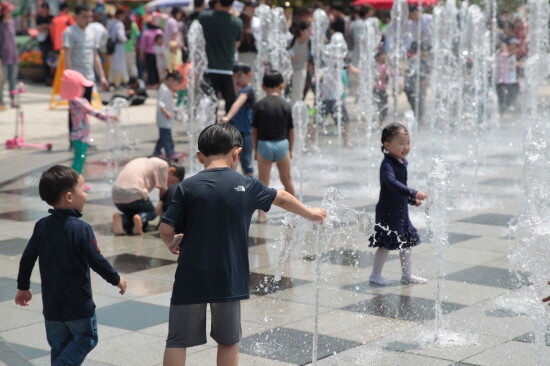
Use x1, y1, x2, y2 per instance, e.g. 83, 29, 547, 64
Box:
166, 301, 241, 348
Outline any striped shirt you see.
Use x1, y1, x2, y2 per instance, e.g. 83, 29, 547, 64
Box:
63, 25, 98, 81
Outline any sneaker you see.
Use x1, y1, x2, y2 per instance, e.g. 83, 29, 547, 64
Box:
112, 213, 125, 235
132, 214, 144, 235
369, 275, 392, 286
401, 275, 427, 284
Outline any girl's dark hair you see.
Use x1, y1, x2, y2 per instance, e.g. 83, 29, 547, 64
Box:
154, 33, 163, 41
166, 69, 183, 83
263, 70, 284, 88
381, 123, 408, 153
39, 165, 80, 206
198, 123, 243, 157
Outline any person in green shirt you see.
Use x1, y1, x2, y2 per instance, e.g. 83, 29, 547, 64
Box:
198, 0, 243, 112
124, 17, 141, 79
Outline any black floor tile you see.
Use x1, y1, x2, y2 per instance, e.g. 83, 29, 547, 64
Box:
0, 238, 28, 256
0, 277, 41, 302
458, 213, 515, 227
341, 294, 466, 322
250, 272, 310, 296
0, 210, 48, 222
513, 331, 550, 346
105, 253, 176, 274
240, 327, 361, 365
446, 265, 531, 289
304, 249, 399, 268
96, 301, 169, 331
479, 178, 520, 186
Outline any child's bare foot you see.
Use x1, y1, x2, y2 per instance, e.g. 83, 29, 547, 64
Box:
401, 275, 427, 284
112, 213, 125, 235
369, 274, 391, 286
132, 214, 144, 235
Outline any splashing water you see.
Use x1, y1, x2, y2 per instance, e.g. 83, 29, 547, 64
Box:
356, 17, 381, 130
425, 157, 452, 342
312, 9, 329, 144
387, 0, 409, 120
187, 20, 215, 175
267, 8, 292, 86
508, 2, 550, 365
292, 101, 308, 201
274, 187, 375, 364
254, 4, 271, 99
103, 97, 134, 184
320, 33, 347, 160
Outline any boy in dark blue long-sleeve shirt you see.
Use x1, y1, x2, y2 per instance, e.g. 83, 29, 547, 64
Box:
15, 165, 127, 366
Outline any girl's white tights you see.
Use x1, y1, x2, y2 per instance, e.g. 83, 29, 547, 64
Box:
399, 248, 427, 284
369, 248, 427, 285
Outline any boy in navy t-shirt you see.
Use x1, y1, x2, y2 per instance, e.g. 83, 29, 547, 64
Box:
159, 123, 326, 366
220, 64, 255, 176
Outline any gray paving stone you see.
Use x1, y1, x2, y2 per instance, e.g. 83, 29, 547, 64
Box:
96, 301, 169, 331
104, 253, 176, 274
0, 209, 48, 222
0, 277, 41, 302
445, 265, 531, 289
457, 213, 515, 227
0, 238, 28, 256
250, 272, 310, 296
304, 248, 399, 268
341, 294, 466, 322
240, 327, 361, 365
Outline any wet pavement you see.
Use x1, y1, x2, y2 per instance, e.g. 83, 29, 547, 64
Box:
0, 84, 549, 365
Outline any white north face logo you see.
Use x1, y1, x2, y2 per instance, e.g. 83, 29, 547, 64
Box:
234, 185, 245, 192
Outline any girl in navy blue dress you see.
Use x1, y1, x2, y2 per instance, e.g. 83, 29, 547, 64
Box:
369, 123, 428, 286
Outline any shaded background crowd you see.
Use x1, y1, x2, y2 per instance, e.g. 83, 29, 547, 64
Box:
0, 0, 531, 117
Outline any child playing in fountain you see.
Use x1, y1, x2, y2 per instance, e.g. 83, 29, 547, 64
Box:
252, 71, 295, 223
368, 123, 428, 285
61, 70, 118, 182
112, 157, 185, 235
159, 123, 326, 366
153, 70, 183, 160
15, 165, 127, 366
220, 64, 256, 176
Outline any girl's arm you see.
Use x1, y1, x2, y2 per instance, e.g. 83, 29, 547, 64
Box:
380, 161, 417, 199
221, 92, 248, 123
79, 99, 116, 122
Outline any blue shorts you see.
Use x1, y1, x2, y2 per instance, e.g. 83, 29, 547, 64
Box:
258, 139, 289, 162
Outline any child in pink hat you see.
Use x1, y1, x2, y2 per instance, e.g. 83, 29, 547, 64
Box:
61, 70, 118, 184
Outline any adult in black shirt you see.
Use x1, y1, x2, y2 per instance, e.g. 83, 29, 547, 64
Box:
36, 2, 54, 85
251, 71, 295, 223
